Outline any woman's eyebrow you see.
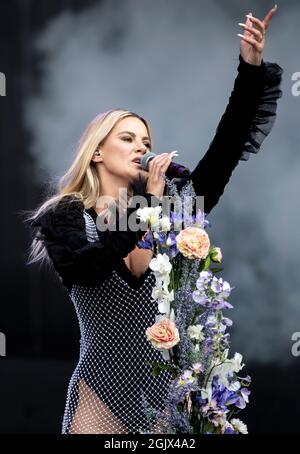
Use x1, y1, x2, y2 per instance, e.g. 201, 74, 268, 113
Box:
117, 131, 150, 141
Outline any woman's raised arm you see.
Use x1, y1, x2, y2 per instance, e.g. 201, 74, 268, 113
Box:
190, 5, 283, 215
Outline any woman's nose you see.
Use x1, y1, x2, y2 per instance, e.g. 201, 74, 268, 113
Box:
136, 146, 148, 154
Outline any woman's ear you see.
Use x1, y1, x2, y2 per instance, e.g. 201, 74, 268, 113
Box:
91, 149, 103, 163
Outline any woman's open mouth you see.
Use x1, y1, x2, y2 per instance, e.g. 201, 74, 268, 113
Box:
132, 158, 142, 167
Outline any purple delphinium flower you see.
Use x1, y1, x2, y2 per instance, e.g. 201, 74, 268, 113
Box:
137, 230, 154, 250
235, 388, 251, 409
211, 277, 232, 298
170, 210, 184, 232
196, 270, 213, 290
192, 291, 210, 305
212, 298, 234, 310
167, 231, 179, 258
224, 426, 236, 434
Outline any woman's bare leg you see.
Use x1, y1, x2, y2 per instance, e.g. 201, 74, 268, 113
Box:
68, 378, 128, 434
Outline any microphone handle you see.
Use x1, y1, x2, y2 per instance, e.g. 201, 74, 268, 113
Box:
140, 152, 191, 180
165, 162, 191, 180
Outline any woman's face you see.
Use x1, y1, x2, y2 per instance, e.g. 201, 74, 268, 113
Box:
95, 116, 151, 185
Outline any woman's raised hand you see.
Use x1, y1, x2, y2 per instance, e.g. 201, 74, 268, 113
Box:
145, 151, 177, 199
237, 4, 278, 66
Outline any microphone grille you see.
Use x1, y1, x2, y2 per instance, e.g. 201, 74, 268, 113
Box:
140, 152, 157, 170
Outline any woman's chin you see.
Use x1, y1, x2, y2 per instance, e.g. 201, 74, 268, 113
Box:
132, 166, 147, 177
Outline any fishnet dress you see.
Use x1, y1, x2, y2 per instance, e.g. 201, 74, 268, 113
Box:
61, 210, 173, 434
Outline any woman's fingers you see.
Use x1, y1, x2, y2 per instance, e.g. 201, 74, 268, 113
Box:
159, 155, 172, 174
146, 153, 173, 197
238, 23, 263, 42
148, 154, 171, 183
237, 33, 263, 52
149, 153, 170, 169
152, 154, 172, 180
263, 4, 278, 29
245, 14, 266, 35
244, 5, 277, 36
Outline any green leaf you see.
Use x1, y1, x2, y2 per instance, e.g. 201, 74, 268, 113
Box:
153, 365, 161, 377
146, 360, 181, 378
198, 259, 205, 272
204, 255, 211, 270
177, 403, 183, 414
210, 267, 224, 274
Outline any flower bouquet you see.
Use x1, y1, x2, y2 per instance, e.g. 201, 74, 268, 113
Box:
136, 177, 250, 435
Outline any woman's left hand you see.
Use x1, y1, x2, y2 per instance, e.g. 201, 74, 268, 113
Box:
238, 5, 278, 66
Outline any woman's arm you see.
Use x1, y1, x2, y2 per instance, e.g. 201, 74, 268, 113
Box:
190, 6, 283, 215
32, 189, 161, 290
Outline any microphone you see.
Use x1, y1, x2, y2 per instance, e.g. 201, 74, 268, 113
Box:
140, 151, 191, 180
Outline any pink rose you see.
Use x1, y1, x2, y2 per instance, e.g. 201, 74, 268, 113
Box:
146, 318, 180, 350
176, 226, 210, 260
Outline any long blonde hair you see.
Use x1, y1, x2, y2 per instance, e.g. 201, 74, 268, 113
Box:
24, 108, 152, 266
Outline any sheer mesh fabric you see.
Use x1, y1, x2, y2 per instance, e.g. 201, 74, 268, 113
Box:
62, 211, 173, 434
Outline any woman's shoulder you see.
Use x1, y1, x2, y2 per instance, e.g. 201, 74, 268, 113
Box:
32, 194, 85, 233
54, 194, 85, 212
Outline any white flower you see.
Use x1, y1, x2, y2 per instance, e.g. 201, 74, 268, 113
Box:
187, 324, 205, 342
201, 351, 244, 399
159, 216, 171, 232
169, 308, 176, 323
151, 287, 173, 301
211, 246, 222, 263
231, 418, 248, 434
153, 232, 159, 239
136, 206, 162, 227
231, 353, 244, 373
151, 287, 174, 314
149, 253, 172, 276
192, 362, 203, 372
166, 237, 172, 246
228, 380, 241, 392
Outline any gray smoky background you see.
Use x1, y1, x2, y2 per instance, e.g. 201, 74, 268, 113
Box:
23, 0, 299, 365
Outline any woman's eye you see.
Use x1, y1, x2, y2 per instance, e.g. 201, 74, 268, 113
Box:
122, 137, 151, 149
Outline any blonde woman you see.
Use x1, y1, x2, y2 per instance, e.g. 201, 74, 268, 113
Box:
25, 7, 282, 434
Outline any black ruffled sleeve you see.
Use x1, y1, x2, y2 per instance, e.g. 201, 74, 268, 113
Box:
32, 186, 161, 290
190, 53, 283, 215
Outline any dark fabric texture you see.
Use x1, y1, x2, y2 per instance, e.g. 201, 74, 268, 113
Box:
190, 54, 283, 214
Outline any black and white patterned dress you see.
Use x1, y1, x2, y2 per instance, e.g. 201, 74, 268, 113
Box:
31, 54, 283, 434
61, 208, 174, 434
